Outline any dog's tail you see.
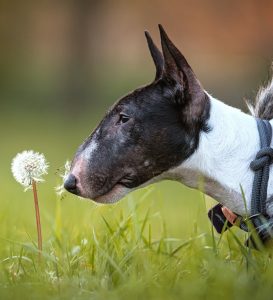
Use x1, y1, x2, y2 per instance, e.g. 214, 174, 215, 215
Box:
247, 70, 273, 120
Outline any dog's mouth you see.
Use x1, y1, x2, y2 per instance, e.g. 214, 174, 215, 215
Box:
92, 184, 127, 203
82, 175, 137, 204
117, 175, 138, 189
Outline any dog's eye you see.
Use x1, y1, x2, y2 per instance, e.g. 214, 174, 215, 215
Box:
118, 113, 130, 124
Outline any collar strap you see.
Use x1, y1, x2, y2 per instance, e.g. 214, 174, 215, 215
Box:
250, 119, 273, 215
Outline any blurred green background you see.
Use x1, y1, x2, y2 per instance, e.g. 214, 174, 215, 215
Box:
1, 0, 273, 244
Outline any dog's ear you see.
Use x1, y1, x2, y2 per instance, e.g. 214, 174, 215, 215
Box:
145, 31, 164, 80
159, 24, 206, 123
159, 24, 201, 92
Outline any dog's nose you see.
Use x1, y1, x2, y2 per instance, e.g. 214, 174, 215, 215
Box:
64, 174, 78, 194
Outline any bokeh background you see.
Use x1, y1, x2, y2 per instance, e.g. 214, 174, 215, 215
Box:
1, 0, 273, 242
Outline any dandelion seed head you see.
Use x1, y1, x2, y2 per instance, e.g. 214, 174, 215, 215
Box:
55, 160, 71, 196
11, 150, 49, 189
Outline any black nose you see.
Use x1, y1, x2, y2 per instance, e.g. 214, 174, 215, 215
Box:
64, 174, 77, 194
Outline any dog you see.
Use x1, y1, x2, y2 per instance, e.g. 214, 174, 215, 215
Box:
64, 25, 273, 220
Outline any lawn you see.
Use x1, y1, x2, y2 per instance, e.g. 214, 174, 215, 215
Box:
1, 111, 273, 300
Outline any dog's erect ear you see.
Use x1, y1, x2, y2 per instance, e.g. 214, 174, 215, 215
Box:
158, 24, 206, 123
145, 31, 164, 80
159, 24, 202, 94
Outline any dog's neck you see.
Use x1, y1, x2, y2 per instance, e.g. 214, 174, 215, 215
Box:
167, 94, 273, 216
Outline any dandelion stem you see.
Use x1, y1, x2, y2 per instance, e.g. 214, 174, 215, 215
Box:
32, 180, 42, 258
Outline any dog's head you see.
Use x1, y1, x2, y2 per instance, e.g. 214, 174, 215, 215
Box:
64, 25, 210, 203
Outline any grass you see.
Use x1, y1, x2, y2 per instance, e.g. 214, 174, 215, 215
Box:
2, 111, 273, 299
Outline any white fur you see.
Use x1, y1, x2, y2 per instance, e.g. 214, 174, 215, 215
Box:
165, 94, 273, 216
82, 139, 98, 160
71, 136, 98, 193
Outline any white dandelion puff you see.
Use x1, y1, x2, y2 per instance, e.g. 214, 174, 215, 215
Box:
11, 150, 49, 190
11, 150, 48, 257
55, 160, 71, 196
